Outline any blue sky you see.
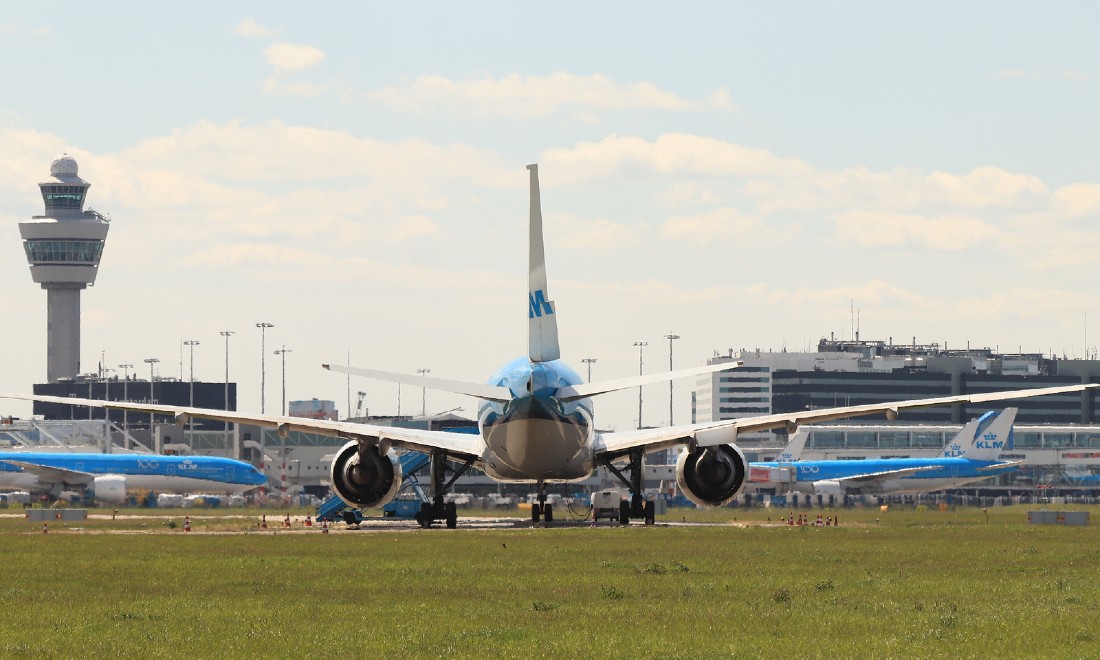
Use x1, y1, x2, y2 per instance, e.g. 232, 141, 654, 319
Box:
2, 4, 1100, 429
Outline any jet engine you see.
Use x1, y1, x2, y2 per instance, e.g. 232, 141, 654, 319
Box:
676, 444, 747, 507
810, 480, 846, 497
92, 475, 127, 503
329, 441, 402, 509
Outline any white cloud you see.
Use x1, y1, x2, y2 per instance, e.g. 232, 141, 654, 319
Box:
661, 208, 772, 246
264, 43, 325, 73
234, 19, 276, 38
1054, 183, 1100, 217
544, 133, 812, 183
0, 22, 49, 37
927, 166, 1048, 209
364, 72, 735, 118
1062, 70, 1088, 82
546, 214, 638, 251
831, 210, 997, 251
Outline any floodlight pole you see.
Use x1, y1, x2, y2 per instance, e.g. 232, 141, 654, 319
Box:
664, 334, 680, 426
256, 322, 274, 413
417, 368, 431, 415
184, 340, 200, 451
633, 341, 647, 429
582, 357, 597, 383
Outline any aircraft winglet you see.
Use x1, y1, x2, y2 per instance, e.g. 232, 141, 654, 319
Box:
527, 164, 560, 363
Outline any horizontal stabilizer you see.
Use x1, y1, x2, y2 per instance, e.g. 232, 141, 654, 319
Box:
323, 364, 513, 403
557, 361, 742, 401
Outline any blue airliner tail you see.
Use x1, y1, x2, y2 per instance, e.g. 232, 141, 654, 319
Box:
527, 164, 560, 363
941, 408, 1017, 460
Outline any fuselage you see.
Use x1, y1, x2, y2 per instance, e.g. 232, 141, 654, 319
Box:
477, 357, 595, 481
0, 452, 268, 495
754, 457, 1017, 495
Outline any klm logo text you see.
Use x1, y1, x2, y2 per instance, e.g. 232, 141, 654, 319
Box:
976, 433, 1003, 450
529, 290, 553, 318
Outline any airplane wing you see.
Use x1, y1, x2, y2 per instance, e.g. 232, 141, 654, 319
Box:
322, 364, 512, 403
0, 393, 483, 460
557, 362, 743, 401
976, 460, 1023, 472
0, 459, 93, 487
595, 383, 1097, 456
831, 465, 938, 485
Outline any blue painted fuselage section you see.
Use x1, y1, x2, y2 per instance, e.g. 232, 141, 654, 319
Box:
477, 357, 595, 481
0, 452, 267, 493
753, 457, 1017, 494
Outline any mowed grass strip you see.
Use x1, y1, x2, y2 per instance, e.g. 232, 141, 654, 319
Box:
0, 506, 1097, 657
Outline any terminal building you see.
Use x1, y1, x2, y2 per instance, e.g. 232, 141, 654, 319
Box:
694, 337, 1100, 443
694, 337, 1100, 498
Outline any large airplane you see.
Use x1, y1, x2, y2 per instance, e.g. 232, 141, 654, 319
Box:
2, 165, 1096, 527
0, 452, 268, 503
749, 408, 1020, 497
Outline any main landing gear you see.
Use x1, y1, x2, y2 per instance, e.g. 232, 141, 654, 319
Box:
598, 449, 656, 526
414, 450, 474, 529
531, 480, 554, 525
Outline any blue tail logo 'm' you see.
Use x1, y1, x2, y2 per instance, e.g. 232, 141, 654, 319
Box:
529, 290, 553, 318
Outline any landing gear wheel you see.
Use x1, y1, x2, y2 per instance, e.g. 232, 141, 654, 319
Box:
445, 501, 457, 529
544, 503, 553, 524
644, 499, 655, 526
619, 500, 630, 525
532, 503, 542, 523
417, 502, 433, 529
631, 493, 644, 518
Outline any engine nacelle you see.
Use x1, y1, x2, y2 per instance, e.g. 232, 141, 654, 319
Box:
676, 444, 747, 507
93, 475, 127, 503
810, 480, 846, 497
329, 441, 402, 510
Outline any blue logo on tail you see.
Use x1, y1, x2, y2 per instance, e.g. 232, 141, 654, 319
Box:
976, 432, 1003, 450
529, 290, 553, 318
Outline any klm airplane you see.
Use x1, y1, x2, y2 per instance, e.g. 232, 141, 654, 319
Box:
3, 166, 1095, 527
749, 408, 1020, 496
0, 452, 267, 503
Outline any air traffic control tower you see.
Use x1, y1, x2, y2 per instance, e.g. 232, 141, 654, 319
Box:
19, 154, 110, 382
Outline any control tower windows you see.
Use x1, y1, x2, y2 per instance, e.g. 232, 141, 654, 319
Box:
23, 240, 103, 264
41, 185, 87, 209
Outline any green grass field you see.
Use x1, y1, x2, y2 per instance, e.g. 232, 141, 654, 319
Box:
1, 504, 1098, 658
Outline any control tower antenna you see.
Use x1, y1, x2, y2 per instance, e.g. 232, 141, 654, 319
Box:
19, 154, 110, 382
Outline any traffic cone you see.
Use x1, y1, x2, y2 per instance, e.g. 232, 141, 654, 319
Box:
184, 516, 191, 533
816, 514, 823, 526
42, 521, 48, 534
304, 515, 313, 527
260, 514, 268, 529
283, 514, 291, 528
321, 519, 329, 534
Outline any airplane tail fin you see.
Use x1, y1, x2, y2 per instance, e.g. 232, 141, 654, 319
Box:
527, 164, 560, 363
939, 416, 985, 458
775, 428, 808, 462
943, 408, 1018, 460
